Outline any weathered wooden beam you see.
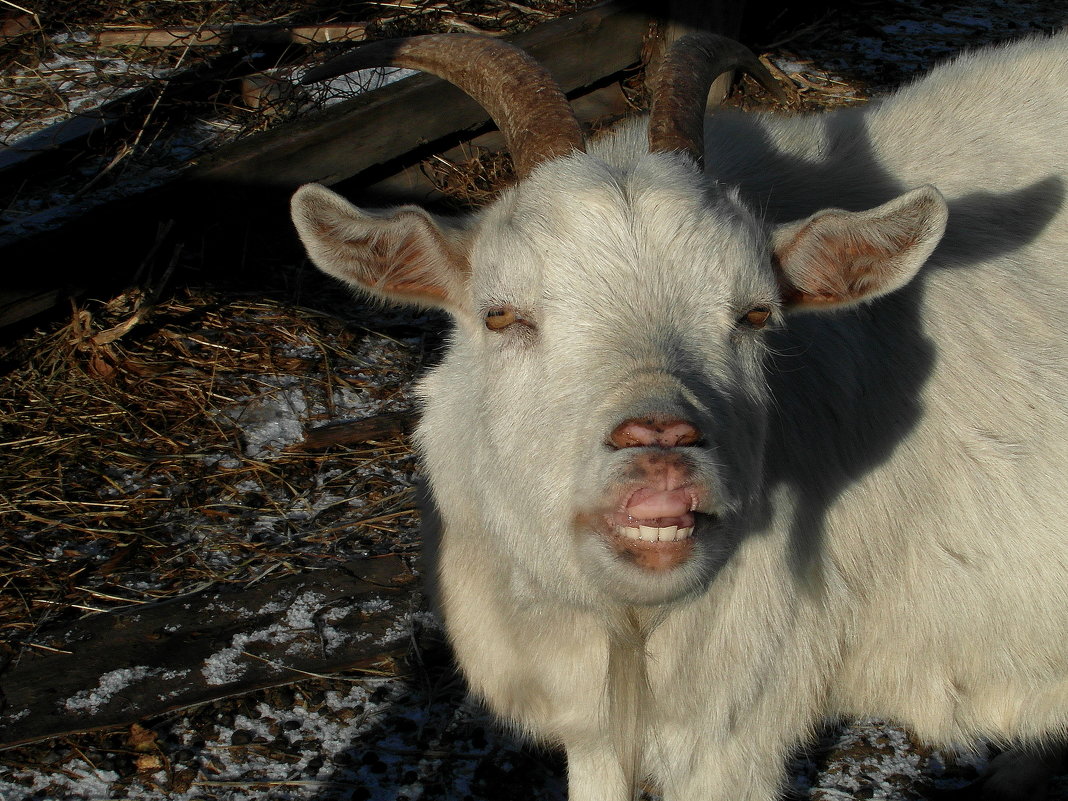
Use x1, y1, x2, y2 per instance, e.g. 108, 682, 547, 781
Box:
0, 82, 633, 330
0, 12, 36, 43
95, 23, 369, 48
0, 289, 66, 330
188, 0, 651, 188
362, 80, 632, 205
0, 555, 414, 749
293, 411, 418, 451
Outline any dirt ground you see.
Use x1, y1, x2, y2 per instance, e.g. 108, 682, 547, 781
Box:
1, 0, 1067, 799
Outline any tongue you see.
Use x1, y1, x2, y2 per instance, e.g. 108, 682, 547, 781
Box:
626, 488, 693, 520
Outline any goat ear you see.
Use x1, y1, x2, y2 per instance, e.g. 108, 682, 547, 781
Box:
291, 183, 471, 312
771, 186, 948, 309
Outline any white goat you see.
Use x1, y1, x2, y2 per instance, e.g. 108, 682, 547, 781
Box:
291, 31, 1068, 801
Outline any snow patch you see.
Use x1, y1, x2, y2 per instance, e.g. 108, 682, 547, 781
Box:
63, 666, 160, 714
200, 590, 371, 685
225, 381, 308, 458
314, 67, 416, 107
378, 610, 442, 645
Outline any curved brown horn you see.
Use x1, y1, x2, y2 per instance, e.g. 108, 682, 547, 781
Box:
648, 33, 787, 169
301, 34, 585, 180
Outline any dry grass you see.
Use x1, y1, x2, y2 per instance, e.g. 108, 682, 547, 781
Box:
0, 282, 435, 653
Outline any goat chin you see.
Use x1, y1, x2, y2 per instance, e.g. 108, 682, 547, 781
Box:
570, 512, 733, 607
293, 29, 1068, 801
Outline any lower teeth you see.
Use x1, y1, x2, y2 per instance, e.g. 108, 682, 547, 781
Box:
618, 525, 694, 543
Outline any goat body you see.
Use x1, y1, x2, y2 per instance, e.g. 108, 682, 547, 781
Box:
292, 31, 1068, 800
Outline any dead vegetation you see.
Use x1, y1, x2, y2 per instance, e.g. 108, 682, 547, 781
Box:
0, 0, 579, 142
0, 281, 432, 636
3, 0, 1066, 798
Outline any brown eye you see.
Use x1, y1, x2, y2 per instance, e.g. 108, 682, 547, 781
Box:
741, 306, 772, 329
485, 306, 517, 330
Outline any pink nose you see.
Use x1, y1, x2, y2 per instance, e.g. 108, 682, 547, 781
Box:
609, 416, 702, 449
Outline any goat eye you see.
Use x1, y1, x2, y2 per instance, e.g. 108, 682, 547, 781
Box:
485, 306, 518, 330
740, 306, 772, 329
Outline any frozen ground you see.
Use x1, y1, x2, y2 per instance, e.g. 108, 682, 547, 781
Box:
2, 0, 1068, 800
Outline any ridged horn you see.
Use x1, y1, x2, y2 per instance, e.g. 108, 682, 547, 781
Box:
648, 33, 787, 169
301, 34, 585, 180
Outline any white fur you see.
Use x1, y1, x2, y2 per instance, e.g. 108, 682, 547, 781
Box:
292, 32, 1068, 800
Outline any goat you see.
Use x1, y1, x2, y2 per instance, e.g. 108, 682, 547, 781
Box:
291, 31, 1068, 801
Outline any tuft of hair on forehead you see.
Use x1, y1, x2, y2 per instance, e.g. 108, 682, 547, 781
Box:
495, 151, 763, 251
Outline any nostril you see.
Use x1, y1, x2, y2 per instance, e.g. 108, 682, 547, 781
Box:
608, 416, 703, 449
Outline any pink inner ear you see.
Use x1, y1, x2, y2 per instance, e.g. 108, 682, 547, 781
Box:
776, 224, 920, 306
776, 209, 942, 309
773, 186, 948, 310
381, 226, 455, 301
294, 183, 472, 313
323, 210, 463, 305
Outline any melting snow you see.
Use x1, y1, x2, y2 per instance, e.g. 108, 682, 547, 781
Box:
315, 66, 416, 107
224, 379, 308, 458
63, 666, 161, 714
222, 375, 389, 458
200, 591, 371, 686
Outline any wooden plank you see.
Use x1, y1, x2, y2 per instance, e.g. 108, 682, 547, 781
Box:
95, 23, 369, 48
188, 0, 651, 188
0, 12, 36, 42
293, 411, 418, 451
0, 289, 68, 329
0, 107, 127, 173
0, 555, 414, 748
0, 80, 633, 329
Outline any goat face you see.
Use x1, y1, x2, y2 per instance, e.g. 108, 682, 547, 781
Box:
294, 148, 946, 608
435, 153, 777, 607
292, 34, 947, 610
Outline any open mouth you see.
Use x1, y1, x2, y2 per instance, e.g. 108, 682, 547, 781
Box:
604, 514, 710, 572
610, 485, 698, 539
601, 486, 707, 571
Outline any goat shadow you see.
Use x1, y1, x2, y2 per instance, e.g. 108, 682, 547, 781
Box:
704, 109, 1065, 586
307, 596, 568, 800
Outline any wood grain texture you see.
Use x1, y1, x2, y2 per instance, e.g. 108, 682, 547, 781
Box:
0, 555, 414, 748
